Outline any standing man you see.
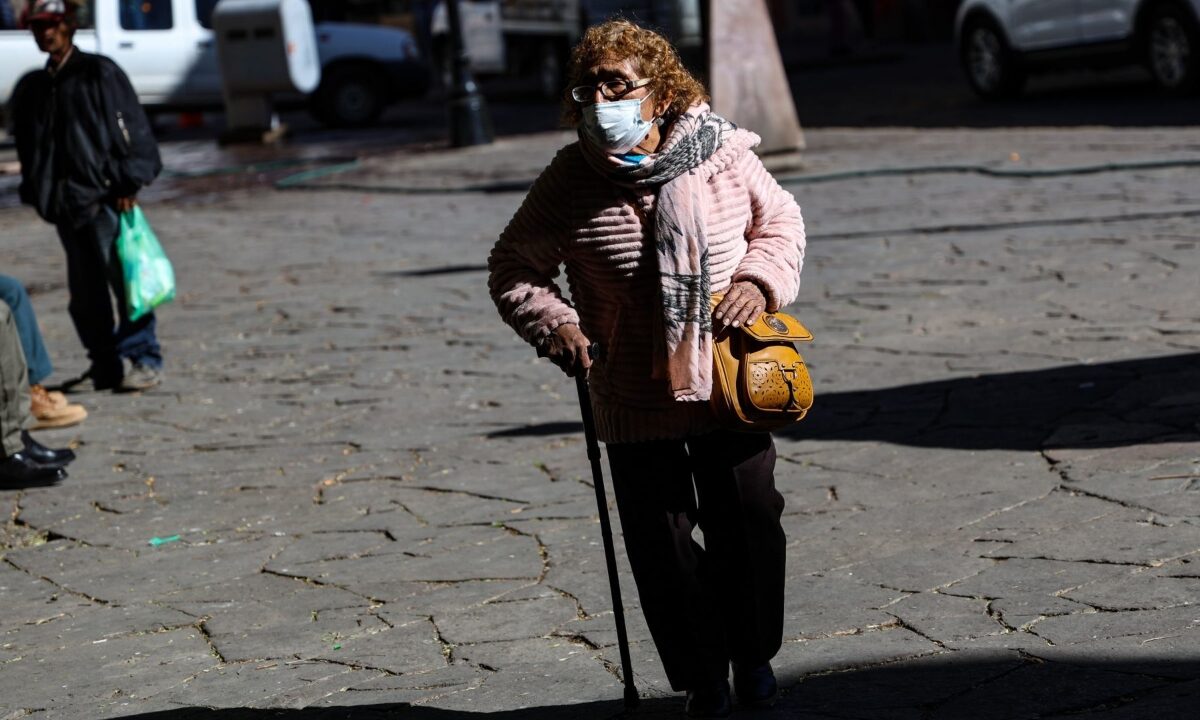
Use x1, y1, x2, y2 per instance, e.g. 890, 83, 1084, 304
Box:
12, 0, 165, 393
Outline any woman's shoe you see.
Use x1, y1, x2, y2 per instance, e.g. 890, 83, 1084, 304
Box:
732, 662, 778, 706
685, 679, 732, 718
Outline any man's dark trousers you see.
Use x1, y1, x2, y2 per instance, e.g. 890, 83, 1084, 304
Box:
57, 204, 161, 383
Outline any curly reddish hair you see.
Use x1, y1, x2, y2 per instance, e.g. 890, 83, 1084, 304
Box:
562, 19, 708, 127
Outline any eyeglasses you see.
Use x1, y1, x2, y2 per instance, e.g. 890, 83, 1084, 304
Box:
570, 77, 654, 103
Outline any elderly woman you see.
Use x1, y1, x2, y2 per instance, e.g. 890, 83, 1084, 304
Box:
488, 20, 805, 718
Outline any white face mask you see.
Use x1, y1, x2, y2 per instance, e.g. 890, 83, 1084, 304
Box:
581, 94, 655, 155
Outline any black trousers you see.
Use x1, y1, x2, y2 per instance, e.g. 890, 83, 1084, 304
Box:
606, 429, 785, 691
56, 205, 162, 379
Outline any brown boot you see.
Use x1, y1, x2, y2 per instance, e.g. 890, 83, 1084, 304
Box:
31, 385, 67, 410
31, 385, 88, 430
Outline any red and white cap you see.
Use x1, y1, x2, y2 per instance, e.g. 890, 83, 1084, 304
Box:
27, 0, 73, 22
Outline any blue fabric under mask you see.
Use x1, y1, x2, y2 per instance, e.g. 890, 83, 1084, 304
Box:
581, 95, 654, 155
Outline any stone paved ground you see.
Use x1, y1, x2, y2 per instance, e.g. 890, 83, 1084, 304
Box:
1, 126, 1199, 720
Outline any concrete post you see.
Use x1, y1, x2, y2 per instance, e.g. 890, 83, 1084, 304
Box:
708, 0, 805, 155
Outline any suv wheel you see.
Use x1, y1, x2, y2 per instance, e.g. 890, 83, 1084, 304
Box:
960, 18, 1026, 98
1146, 3, 1199, 93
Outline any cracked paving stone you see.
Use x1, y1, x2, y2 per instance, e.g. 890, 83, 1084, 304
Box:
372, 580, 537, 616
0, 626, 216, 714
423, 660, 620, 713
1061, 570, 1200, 611
0, 562, 69, 617
827, 543, 996, 592
259, 531, 399, 571
1028, 604, 1200, 648
941, 557, 1136, 624
159, 573, 385, 662
1, 600, 195, 654
966, 488, 1128, 543
18, 479, 339, 547
938, 631, 1055, 653
927, 660, 1168, 720
301, 615, 448, 676
784, 486, 1042, 577
983, 513, 1200, 566
316, 480, 531, 529
1061, 473, 1200, 520
773, 624, 943, 679
784, 574, 904, 639
887, 591, 1011, 643
307, 664, 484, 708
265, 523, 543, 587
450, 636, 618, 678
3, 535, 291, 605
433, 595, 582, 645
1044, 438, 1200, 474
148, 661, 383, 712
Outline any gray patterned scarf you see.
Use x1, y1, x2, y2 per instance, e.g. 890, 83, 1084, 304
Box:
579, 103, 738, 400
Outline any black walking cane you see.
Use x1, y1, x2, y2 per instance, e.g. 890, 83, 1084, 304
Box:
542, 343, 639, 709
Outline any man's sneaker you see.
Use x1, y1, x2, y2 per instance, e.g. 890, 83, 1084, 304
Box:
117, 363, 162, 392
30, 385, 88, 430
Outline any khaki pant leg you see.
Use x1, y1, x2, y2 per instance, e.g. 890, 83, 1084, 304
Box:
0, 303, 32, 457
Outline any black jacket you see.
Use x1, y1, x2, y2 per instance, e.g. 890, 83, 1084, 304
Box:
12, 49, 161, 227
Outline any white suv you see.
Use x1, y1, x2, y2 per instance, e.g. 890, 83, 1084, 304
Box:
955, 0, 1200, 97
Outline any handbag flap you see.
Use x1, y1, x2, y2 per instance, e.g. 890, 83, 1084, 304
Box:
742, 311, 813, 342
709, 293, 813, 342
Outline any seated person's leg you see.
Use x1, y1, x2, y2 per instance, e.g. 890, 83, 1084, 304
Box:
0, 275, 87, 429
0, 274, 53, 386
0, 304, 67, 485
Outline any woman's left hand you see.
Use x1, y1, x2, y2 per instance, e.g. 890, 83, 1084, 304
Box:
714, 281, 767, 328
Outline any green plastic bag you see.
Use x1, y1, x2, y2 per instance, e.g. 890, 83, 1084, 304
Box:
117, 206, 176, 322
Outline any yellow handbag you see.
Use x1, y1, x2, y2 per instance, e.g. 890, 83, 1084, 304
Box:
710, 294, 814, 431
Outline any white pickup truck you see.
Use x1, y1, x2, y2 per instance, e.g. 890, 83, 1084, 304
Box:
0, 0, 430, 127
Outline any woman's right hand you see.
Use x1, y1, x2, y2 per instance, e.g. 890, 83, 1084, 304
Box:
543, 323, 593, 377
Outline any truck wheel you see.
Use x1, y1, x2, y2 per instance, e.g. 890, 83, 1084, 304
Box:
1145, 3, 1199, 93
314, 67, 386, 127
960, 17, 1026, 99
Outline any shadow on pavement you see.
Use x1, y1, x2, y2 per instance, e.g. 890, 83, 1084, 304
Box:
783, 353, 1200, 450
112, 657, 1200, 719
380, 264, 491, 278
488, 421, 586, 439
489, 354, 1200, 452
